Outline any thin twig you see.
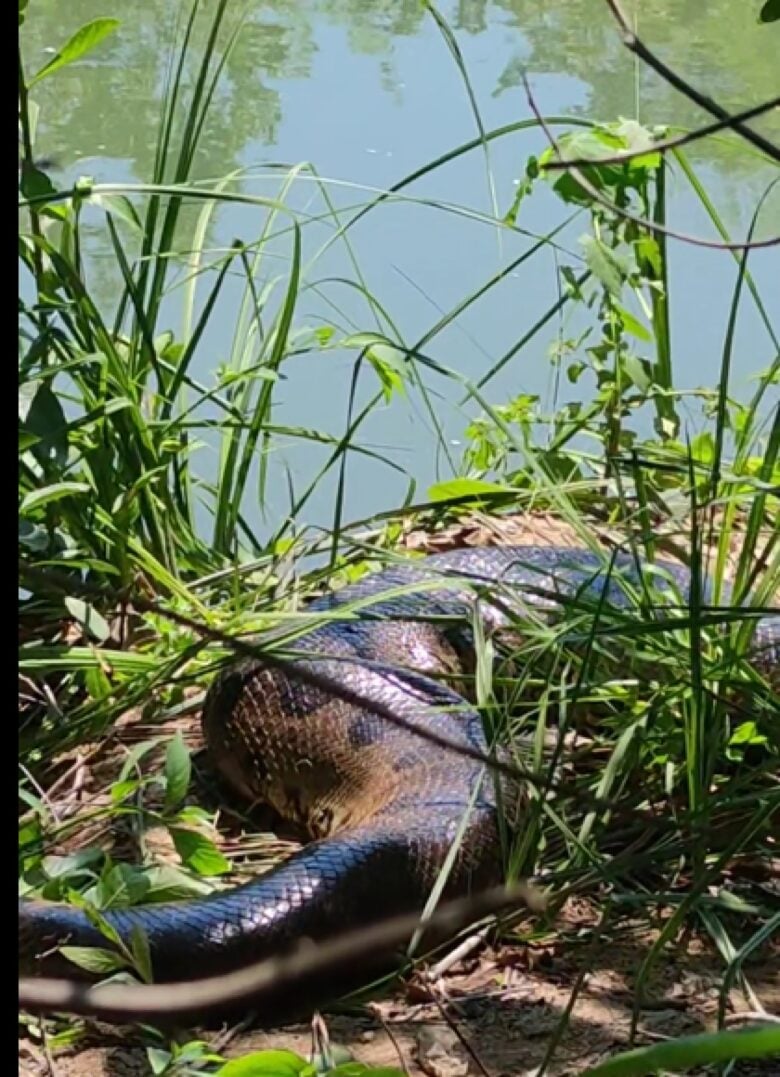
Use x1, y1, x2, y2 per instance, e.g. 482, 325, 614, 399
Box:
18, 1039, 54, 1077
724, 1012, 780, 1026
522, 75, 780, 252
426, 928, 489, 980
542, 96, 780, 170
18, 884, 542, 1023
535, 905, 612, 1076
211, 1012, 258, 1054
40, 1025, 58, 1077
428, 991, 492, 1077
604, 0, 780, 163
366, 1003, 410, 1075
19, 764, 60, 823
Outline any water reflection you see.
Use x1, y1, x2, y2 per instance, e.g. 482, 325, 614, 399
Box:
22, 0, 780, 191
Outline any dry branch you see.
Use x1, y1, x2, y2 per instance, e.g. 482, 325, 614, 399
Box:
603, 0, 780, 163
19, 883, 542, 1023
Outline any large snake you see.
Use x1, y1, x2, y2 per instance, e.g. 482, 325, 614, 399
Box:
18, 546, 779, 1016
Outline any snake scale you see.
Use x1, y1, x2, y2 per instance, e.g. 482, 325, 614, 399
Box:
18, 546, 779, 1015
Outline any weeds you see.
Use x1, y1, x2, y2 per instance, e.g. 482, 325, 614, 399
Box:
18, 1, 779, 1074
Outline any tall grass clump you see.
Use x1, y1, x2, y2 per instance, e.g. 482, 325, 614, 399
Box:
19, 1, 779, 1073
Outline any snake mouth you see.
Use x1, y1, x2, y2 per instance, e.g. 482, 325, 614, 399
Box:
258, 752, 402, 838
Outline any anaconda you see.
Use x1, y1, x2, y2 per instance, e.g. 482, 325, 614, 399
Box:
18, 545, 779, 1014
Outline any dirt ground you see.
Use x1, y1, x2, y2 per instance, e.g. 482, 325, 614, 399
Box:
19, 909, 780, 1076
19, 511, 780, 1075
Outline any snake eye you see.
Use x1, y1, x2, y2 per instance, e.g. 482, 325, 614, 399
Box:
309, 806, 334, 838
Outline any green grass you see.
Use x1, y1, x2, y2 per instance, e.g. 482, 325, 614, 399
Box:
18, 1, 779, 1074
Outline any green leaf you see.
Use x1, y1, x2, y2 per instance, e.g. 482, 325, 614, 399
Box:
713, 889, 760, 914
19, 816, 43, 867
313, 325, 335, 346
19, 430, 40, 452
615, 306, 652, 343
63, 596, 112, 643
88, 862, 150, 909
340, 332, 409, 401
635, 234, 662, 277
60, 946, 129, 975
88, 192, 144, 232
367, 347, 406, 401
141, 864, 215, 901
130, 923, 153, 984
19, 161, 57, 201
691, 430, 715, 464
20, 482, 90, 514
65, 891, 125, 948
85, 663, 114, 700
621, 354, 652, 393
22, 382, 68, 465
110, 778, 140, 803
759, 0, 780, 23
428, 478, 513, 502
581, 235, 625, 298
503, 167, 535, 226
147, 1048, 173, 1076
340, 332, 393, 351
164, 731, 191, 811
566, 360, 587, 384
561, 265, 588, 299
216, 1049, 311, 1076
550, 169, 603, 207
169, 828, 231, 876
613, 119, 662, 170
41, 849, 103, 881
582, 1025, 780, 1076
119, 739, 164, 783
172, 1041, 223, 1067
30, 18, 120, 85
366, 341, 407, 369
729, 721, 767, 746
174, 805, 213, 826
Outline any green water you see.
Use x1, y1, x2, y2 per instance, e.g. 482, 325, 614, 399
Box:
20, 1, 780, 535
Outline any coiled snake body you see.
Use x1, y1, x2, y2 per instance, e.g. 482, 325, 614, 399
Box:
19, 546, 779, 1013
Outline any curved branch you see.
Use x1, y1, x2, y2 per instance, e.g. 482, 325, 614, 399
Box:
542, 97, 780, 171
18, 884, 541, 1023
522, 76, 780, 251
604, 0, 780, 163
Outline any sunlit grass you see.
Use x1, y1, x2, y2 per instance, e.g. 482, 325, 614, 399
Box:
18, 0, 779, 1073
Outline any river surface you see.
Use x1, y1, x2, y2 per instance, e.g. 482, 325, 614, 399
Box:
21, 2, 780, 540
